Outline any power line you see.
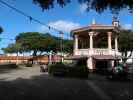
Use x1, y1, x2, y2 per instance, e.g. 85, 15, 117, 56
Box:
0, 0, 73, 41
0, 0, 66, 34
0, 0, 72, 59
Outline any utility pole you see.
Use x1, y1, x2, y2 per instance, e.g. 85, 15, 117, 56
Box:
60, 31, 64, 63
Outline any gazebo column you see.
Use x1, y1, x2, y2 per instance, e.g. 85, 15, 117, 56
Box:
89, 32, 94, 50
74, 34, 78, 55
115, 35, 118, 51
87, 57, 93, 72
108, 32, 113, 67
87, 31, 94, 72
108, 32, 112, 50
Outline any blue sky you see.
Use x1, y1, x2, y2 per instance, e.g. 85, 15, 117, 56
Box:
0, 0, 133, 53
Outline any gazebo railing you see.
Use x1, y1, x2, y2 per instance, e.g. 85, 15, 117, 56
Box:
74, 48, 120, 56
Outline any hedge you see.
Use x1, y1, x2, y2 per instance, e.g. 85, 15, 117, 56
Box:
48, 62, 68, 76
48, 59, 89, 78
0, 63, 18, 69
25, 63, 33, 67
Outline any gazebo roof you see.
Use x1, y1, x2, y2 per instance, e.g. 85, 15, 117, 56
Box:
71, 21, 120, 35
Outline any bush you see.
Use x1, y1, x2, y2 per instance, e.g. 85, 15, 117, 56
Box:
0, 63, 18, 69
48, 59, 89, 78
67, 58, 88, 78
67, 65, 88, 78
48, 62, 68, 76
9, 63, 18, 68
25, 63, 32, 67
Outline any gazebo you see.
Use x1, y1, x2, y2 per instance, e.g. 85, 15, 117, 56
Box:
70, 18, 121, 72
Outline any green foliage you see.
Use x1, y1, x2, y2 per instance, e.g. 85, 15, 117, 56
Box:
16, 32, 57, 56
94, 33, 108, 48
48, 62, 67, 76
63, 40, 73, 53
48, 59, 88, 78
33, 0, 133, 13
119, 30, 133, 52
0, 26, 3, 33
25, 63, 33, 67
0, 63, 18, 69
3, 32, 73, 55
119, 30, 133, 62
67, 59, 88, 78
33, 0, 70, 10
67, 65, 88, 78
2, 43, 21, 54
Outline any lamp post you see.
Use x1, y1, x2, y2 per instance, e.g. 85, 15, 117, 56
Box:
60, 31, 64, 63
49, 50, 52, 64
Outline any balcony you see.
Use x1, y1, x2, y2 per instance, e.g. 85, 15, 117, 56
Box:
74, 48, 121, 56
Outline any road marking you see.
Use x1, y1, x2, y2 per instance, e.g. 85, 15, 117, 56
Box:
86, 80, 112, 100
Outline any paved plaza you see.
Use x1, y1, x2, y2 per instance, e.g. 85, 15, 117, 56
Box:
0, 66, 132, 100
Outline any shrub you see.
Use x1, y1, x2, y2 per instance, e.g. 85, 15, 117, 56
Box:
0, 63, 18, 69
48, 59, 89, 78
9, 63, 18, 68
67, 58, 88, 78
48, 62, 68, 76
67, 65, 88, 78
25, 63, 32, 67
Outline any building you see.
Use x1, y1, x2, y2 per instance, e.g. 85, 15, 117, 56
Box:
0, 56, 31, 64
70, 18, 121, 72
0, 55, 61, 64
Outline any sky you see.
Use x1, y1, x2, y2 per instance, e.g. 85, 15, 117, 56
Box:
0, 0, 133, 54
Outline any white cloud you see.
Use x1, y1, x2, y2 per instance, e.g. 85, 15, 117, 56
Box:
39, 20, 81, 33
123, 24, 132, 30
79, 3, 88, 13
39, 25, 49, 33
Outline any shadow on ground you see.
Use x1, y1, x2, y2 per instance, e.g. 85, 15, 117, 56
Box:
0, 74, 100, 100
0, 70, 133, 100
0, 64, 23, 74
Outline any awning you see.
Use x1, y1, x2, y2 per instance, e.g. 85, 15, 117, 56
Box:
92, 55, 121, 60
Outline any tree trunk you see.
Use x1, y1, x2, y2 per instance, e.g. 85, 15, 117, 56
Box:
32, 50, 38, 64
33, 50, 37, 56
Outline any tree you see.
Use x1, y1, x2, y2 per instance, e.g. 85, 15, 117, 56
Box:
40, 33, 58, 53
3, 32, 73, 56
119, 30, 133, 62
33, 0, 133, 13
15, 32, 58, 56
0, 26, 3, 33
63, 39, 73, 53
2, 43, 21, 55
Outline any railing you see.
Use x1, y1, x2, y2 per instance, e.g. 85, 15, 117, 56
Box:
93, 48, 109, 55
74, 48, 121, 56
74, 49, 89, 55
